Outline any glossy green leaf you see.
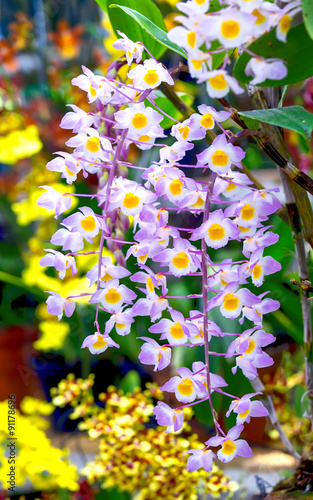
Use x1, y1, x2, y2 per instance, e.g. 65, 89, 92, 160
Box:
110, 4, 186, 58
94, 0, 108, 11
303, 0, 313, 41
106, 0, 167, 60
109, 5, 227, 69
238, 106, 313, 140
234, 24, 313, 86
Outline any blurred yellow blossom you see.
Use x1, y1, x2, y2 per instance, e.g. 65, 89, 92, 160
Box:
34, 320, 70, 351
0, 401, 79, 492
0, 125, 43, 164
51, 376, 237, 499
20, 396, 54, 416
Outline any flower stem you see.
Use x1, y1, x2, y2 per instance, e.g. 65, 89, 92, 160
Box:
201, 171, 219, 433
94, 128, 128, 332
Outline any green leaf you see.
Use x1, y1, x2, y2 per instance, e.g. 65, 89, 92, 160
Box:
119, 370, 141, 393
110, 4, 186, 58
234, 23, 313, 86
303, 0, 313, 41
209, 40, 233, 71
109, 5, 227, 70
96, 489, 131, 500
106, 0, 167, 60
238, 106, 313, 140
94, 0, 108, 11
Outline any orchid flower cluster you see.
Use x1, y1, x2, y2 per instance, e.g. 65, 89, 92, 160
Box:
37, 0, 288, 473
168, 0, 301, 90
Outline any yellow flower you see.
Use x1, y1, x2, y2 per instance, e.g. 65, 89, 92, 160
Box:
33, 321, 70, 351
0, 125, 43, 164
0, 401, 79, 492
21, 396, 54, 416
51, 377, 236, 499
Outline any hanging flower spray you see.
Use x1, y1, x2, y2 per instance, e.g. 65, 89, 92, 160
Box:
38, 0, 304, 471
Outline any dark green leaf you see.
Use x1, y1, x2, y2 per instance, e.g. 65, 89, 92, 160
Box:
96, 489, 131, 500
238, 106, 313, 140
303, 0, 313, 41
105, 0, 167, 60
110, 4, 186, 58
234, 24, 313, 86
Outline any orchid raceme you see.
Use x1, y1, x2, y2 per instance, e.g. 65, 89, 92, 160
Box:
37, 9, 287, 473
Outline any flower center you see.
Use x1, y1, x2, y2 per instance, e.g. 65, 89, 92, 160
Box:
143, 69, 159, 86
238, 225, 251, 232
89, 85, 97, 97
223, 293, 240, 311
209, 74, 228, 91
191, 59, 205, 70
239, 409, 250, 419
123, 193, 140, 209
221, 20, 240, 39
252, 8, 266, 25
172, 252, 189, 269
146, 277, 155, 293
200, 113, 214, 129
211, 150, 229, 167
245, 338, 255, 355
208, 223, 225, 241
240, 203, 255, 221
116, 323, 126, 329
252, 264, 262, 280
220, 272, 228, 287
186, 31, 196, 49
131, 113, 148, 129
80, 215, 96, 232
92, 336, 107, 349
138, 252, 148, 262
169, 322, 185, 339
177, 378, 194, 396
86, 137, 100, 153
192, 195, 204, 208
169, 178, 183, 195
65, 167, 75, 177
104, 289, 122, 304
222, 439, 236, 455
225, 182, 236, 192
279, 14, 291, 34
177, 125, 190, 140
138, 135, 150, 142
102, 272, 113, 281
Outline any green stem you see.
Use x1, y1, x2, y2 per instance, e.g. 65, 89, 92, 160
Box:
0, 270, 46, 300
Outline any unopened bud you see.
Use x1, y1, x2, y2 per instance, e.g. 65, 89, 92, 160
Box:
114, 249, 126, 267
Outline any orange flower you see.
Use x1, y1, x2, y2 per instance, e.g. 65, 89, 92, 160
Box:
0, 40, 18, 73
49, 20, 84, 60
